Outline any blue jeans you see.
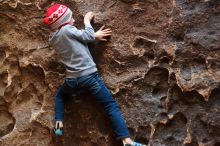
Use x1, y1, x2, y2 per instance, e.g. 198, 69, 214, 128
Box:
55, 72, 130, 139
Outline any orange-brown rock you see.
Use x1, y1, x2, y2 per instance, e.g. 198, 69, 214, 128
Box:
0, 0, 220, 146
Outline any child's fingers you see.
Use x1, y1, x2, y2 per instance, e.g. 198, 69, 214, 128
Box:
87, 11, 93, 16
102, 28, 111, 31
100, 38, 107, 41
102, 32, 112, 36
99, 25, 105, 30
102, 30, 112, 34
102, 29, 111, 32
101, 30, 112, 34
90, 13, 94, 18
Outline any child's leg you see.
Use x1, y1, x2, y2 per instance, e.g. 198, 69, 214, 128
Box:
55, 79, 77, 124
92, 83, 146, 146
55, 86, 66, 121
80, 72, 130, 139
93, 81, 130, 139
80, 72, 146, 145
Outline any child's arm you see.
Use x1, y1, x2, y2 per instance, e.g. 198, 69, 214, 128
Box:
83, 12, 112, 41
66, 12, 96, 43
67, 12, 112, 43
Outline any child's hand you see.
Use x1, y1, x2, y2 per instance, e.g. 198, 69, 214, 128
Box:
95, 26, 112, 41
55, 121, 63, 129
84, 12, 94, 25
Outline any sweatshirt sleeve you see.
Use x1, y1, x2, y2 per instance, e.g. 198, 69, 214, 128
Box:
66, 24, 96, 43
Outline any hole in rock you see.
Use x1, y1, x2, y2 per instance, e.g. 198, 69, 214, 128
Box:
135, 125, 150, 145
133, 36, 156, 59
0, 98, 15, 137
152, 112, 187, 146
181, 90, 205, 105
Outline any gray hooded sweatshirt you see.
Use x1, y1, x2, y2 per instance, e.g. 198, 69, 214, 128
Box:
49, 24, 97, 78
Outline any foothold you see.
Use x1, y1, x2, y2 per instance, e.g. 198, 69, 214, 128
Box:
133, 36, 157, 48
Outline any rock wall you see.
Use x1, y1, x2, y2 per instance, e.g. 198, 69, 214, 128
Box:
0, 0, 220, 146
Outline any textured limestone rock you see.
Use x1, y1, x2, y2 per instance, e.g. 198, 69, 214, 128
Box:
0, 0, 220, 146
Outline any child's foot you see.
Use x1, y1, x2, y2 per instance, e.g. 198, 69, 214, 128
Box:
54, 128, 63, 136
122, 137, 146, 146
124, 141, 146, 146
54, 121, 64, 136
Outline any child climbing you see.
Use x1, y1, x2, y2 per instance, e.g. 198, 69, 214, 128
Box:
43, 4, 146, 146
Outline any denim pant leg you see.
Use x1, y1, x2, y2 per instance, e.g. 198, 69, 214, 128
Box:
55, 86, 65, 121
80, 72, 130, 139
55, 78, 77, 121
